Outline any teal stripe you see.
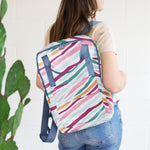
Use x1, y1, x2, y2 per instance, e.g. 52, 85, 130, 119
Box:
56, 70, 75, 85
92, 59, 99, 65
99, 89, 103, 94
87, 105, 105, 122
47, 90, 52, 95
60, 63, 86, 85
75, 75, 95, 96
75, 104, 104, 126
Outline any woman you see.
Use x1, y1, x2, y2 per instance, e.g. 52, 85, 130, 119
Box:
36, 0, 127, 149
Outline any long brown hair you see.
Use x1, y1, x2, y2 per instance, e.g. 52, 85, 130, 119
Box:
49, 0, 97, 43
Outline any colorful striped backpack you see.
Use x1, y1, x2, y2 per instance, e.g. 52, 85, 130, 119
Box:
36, 21, 114, 142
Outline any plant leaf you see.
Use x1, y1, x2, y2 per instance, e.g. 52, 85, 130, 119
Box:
24, 98, 31, 106
1, 120, 9, 138
0, 95, 10, 129
11, 102, 23, 136
0, 0, 7, 20
0, 23, 6, 56
18, 76, 30, 99
7, 116, 14, 136
5, 60, 25, 97
0, 57, 5, 92
0, 140, 18, 150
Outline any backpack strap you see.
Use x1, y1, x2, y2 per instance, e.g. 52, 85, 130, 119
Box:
40, 94, 57, 142
39, 20, 102, 143
80, 20, 102, 34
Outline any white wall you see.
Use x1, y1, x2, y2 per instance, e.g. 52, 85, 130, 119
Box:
2, 0, 150, 149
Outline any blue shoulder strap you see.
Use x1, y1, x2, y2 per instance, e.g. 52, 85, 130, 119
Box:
80, 20, 102, 34
39, 20, 101, 143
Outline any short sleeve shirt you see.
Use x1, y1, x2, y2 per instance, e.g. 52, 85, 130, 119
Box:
86, 22, 118, 55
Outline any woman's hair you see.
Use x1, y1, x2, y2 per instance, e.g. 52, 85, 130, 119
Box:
49, 0, 97, 43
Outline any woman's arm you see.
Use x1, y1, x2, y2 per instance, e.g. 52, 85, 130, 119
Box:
93, 23, 127, 93
101, 51, 127, 93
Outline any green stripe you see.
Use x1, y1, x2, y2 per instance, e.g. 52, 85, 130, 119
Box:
47, 91, 52, 95
75, 75, 95, 96
60, 63, 86, 85
76, 105, 104, 126
92, 59, 99, 65
99, 89, 103, 94
87, 106, 105, 122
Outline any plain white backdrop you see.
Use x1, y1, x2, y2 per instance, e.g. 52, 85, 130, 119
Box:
2, 0, 150, 149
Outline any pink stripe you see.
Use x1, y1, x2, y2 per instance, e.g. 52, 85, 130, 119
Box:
106, 97, 113, 103
50, 106, 57, 111
39, 66, 45, 71
105, 107, 110, 114
41, 70, 46, 76
108, 102, 114, 111
45, 83, 50, 88
67, 99, 103, 129
52, 83, 67, 93
64, 76, 89, 99
66, 122, 89, 133
92, 57, 98, 61
53, 89, 60, 96
59, 98, 82, 115
59, 90, 99, 122
52, 43, 81, 68
103, 102, 109, 106
95, 72, 100, 78
51, 42, 77, 63
86, 84, 99, 96
52, 41, 94, 68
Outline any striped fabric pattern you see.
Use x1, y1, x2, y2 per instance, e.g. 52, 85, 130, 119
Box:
37, 35, 114, 133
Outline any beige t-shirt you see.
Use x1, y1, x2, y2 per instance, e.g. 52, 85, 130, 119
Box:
86, 22, 118, 55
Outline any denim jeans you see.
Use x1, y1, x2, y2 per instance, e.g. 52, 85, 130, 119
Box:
58, 102, 123, 150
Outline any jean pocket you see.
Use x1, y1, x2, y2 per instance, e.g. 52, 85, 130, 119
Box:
85, 121, 113, 145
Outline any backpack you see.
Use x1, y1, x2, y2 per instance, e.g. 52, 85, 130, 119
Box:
36, 21, 114, 142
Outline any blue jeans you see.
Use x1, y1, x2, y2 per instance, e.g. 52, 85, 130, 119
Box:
58, 102, 123, 150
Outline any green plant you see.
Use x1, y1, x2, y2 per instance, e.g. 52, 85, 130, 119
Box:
0, 0, 31, 149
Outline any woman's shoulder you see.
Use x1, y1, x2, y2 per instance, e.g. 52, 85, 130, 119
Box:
90, 21, 117, 55
90, 21, 115, 44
